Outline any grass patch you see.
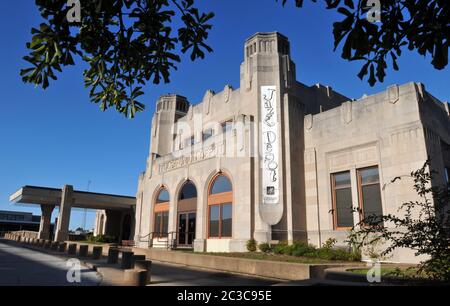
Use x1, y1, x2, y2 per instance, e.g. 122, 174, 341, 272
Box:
183, 251, 357, 264
257, 240, 361, 262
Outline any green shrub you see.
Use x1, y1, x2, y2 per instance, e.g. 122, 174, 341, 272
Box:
258, 243, 272, 253
349, 249, 362, 261
246, 239, 257, 252
273, 242, 291, 255
290, 241, 317, 257
322, 238, 337, 249
86, 234, 116, 243
348, 161, 450, 281
256, 239, 359, 262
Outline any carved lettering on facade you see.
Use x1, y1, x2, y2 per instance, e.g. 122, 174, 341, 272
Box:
158, 144, 217, 174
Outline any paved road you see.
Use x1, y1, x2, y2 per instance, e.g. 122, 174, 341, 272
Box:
0, 239, 101, 286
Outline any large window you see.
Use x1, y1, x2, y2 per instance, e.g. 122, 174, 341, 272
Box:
209, 203, 232, 238
357, 167, 383, 225
154, 211, 169, 238
331, 171, 354, 229
208, 174, 233, 238
154, 187, 170, 238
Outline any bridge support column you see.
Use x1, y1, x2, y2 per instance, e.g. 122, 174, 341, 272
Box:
54, 185, 73, 242
38, 205, 54, 240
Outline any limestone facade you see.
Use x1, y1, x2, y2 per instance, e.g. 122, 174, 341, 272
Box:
132, 32, 450, 263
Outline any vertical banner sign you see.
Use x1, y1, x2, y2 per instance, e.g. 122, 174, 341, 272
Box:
261, 86, 279, 205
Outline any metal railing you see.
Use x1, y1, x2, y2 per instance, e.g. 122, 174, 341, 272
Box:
137, 231, 195, 250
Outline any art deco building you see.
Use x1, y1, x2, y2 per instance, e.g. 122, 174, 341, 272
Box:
129, 32, 450, 263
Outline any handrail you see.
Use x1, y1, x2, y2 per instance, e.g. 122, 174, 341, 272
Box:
143, 231, 195, 250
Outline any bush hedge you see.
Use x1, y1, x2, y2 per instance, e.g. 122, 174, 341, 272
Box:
246, 239, 257, 252
256, 241, 361, 262
86, 234, 116, 243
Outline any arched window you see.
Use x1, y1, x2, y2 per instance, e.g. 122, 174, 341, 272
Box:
154, 187, 169, 238
179, 182, 197, 200
208, 174, 233, 239
210, 175, 232, 194
156, 189, 170, 203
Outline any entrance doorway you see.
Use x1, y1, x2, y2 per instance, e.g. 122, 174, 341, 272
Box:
178, 212, 196, 246
121, 214, 131, 241
177, 181, 197, 247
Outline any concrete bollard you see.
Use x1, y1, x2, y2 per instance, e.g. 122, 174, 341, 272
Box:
107, 248, 119, 264
132, 255, 146, 268
44, 240, 52, 249
67, 243, 77, 256
38, 239, 45, 247
51, 242, 59, 251
58, 242, 67, 252
123, 269, 147, 286
134, 260, 152, 284
92, 246, 103, 260
78, 245, 89, 257
121, 251, 134, 269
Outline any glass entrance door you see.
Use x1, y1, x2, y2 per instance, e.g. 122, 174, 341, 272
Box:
178, 212, 196, 246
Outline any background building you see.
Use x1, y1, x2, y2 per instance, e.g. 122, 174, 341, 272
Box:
0, 210, 48, 234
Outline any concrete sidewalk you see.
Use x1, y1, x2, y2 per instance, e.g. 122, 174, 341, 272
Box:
0, 239, 101, 286
2, 239, 283, 286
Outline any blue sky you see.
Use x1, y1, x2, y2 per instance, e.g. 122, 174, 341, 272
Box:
0, 1, 448, 230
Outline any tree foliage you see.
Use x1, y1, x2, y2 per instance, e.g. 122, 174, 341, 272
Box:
22, 1, 448, 117
348, 161, 450, 281
280, 0, 449, 86
21, 0, 214, 118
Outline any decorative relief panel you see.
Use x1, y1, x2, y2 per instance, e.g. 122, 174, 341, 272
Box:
390, 126, 421, 144
203, 90, 214, 115
387, 84, 399, 104
224, 85, 233, 103
340, 101, 352, 124
328, 145, 378, 171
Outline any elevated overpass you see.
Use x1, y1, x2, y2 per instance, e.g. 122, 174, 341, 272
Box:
10, 185, 136, 242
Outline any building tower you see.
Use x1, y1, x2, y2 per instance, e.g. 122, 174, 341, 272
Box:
240, 32, 305, 243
